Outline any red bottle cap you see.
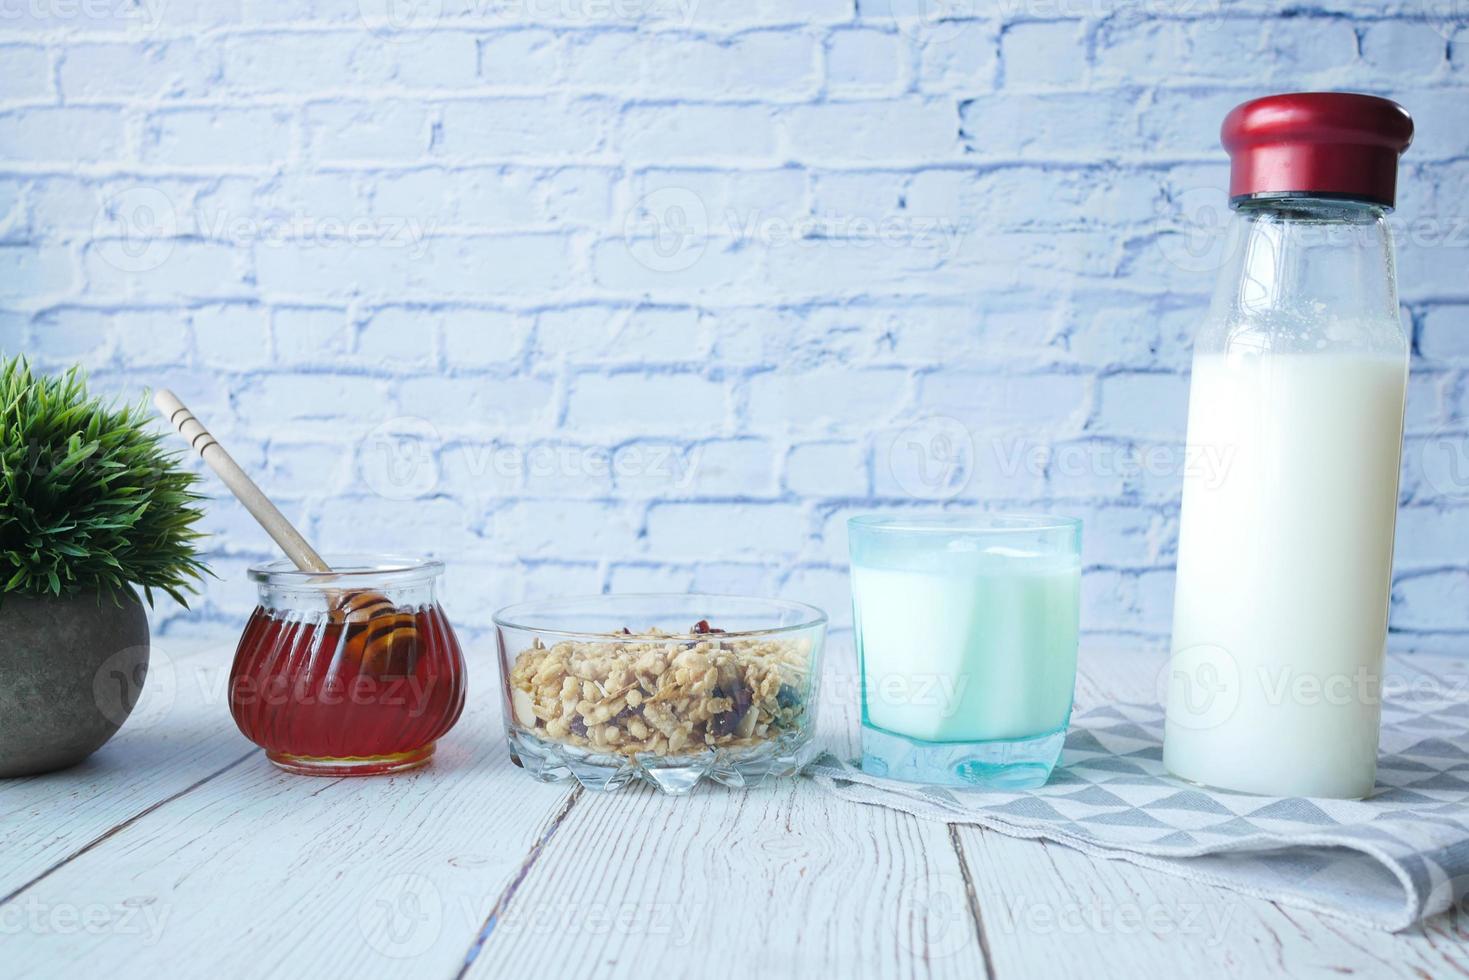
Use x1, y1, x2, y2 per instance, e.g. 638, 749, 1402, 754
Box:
1222, 92, 1413, 209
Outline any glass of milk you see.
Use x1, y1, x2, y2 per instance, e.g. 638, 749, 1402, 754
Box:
849, 514, 1082, 789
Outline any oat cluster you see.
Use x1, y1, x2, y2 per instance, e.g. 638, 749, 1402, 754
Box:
508, 628, 811, 757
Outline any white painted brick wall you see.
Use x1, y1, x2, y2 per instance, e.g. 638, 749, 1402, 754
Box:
2, 0, 1467, 653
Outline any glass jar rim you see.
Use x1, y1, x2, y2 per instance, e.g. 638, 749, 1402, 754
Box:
848, 513, 1081, 535
492, 592, 828, 640
247, 554, 444, 587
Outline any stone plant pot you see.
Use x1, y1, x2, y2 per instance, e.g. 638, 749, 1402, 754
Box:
0, 590, 150, 777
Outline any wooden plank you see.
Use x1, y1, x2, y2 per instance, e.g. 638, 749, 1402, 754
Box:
0, 654, 578, 980
464, 775, 990, 979
0, 635, 255, 895
465, 641, 994, 979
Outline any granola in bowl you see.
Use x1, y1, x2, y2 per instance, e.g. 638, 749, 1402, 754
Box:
495, 596, 826, 795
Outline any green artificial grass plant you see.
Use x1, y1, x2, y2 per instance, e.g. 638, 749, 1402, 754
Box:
1, 354, 209, 607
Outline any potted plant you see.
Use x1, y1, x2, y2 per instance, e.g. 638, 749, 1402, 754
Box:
1, 355, 208, 776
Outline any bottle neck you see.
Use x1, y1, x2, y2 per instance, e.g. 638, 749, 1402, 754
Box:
1208, 196, 1402, 354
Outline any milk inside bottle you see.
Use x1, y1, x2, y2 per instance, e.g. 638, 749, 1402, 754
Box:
1163, 93, 1414, 799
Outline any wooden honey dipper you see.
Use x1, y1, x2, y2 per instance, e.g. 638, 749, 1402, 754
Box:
154, 389, 419, 676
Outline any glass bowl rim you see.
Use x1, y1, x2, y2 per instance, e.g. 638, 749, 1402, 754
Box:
847, 512, 1082, 535
247, 554, 444, 585
492, 592, 829, 640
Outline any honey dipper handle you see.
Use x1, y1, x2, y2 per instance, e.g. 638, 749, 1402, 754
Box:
153, 388, 332, 574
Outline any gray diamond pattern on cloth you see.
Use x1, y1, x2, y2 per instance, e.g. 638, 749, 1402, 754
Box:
807, 695, 1469, 931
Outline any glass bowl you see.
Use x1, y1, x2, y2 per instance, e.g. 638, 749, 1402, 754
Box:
495, 594, 826, 795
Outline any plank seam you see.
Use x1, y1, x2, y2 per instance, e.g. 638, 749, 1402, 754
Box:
948, 824, 997, 980
452, 786, 584, 980
0, 749, 260, 908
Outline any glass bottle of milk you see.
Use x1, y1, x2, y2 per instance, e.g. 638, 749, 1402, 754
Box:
1164, 93, 1415, 799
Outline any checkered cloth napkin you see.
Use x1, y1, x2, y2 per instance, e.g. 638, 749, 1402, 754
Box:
808, 692, 1469, 931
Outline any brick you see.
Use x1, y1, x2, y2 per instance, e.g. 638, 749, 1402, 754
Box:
1392, 572, 1469, 630
1420, 305, 1469, 362
916, 21, 998, 93
917, 371, 1090, 432
643, 30, 820, 100
437, 97, 612, 158
748, 368, 908, 431
786, 440, 868, 497
826, 28, 904, 95
1363, 20, 1453, 76
492, 501, 641, 559
192, 305, 271, 369
477, 30, 561, 86
144, 108, 293, 167
1093, 372, 1190, 439
0, 245, 74, 299
0, 45, 53, 101
61, 40, 216, 99
0, 108, 125, 164
272, 307, 353, 365
370, 166, 613, 228
681, 437, 778, 496
254, 234, 573, 299
111, 312, 191, 366
566, 372, 727, 432
619, 103, 779, 162
435, 308, 536, 366
307, 101, 428, 163
1395, 506, 1469, 568
535, 305, 709, 363
646, 502, 808, 557
235, 373, 386, 424
783, 99, 957, 162
394, 375, 557, 430
1002, 20, 1086, 88
85, 240, 245, 300
608, 562, 695, 593
316, 496, 468, 556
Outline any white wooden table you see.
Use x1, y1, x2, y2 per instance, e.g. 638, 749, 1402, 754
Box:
5, 635, 1469, 979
